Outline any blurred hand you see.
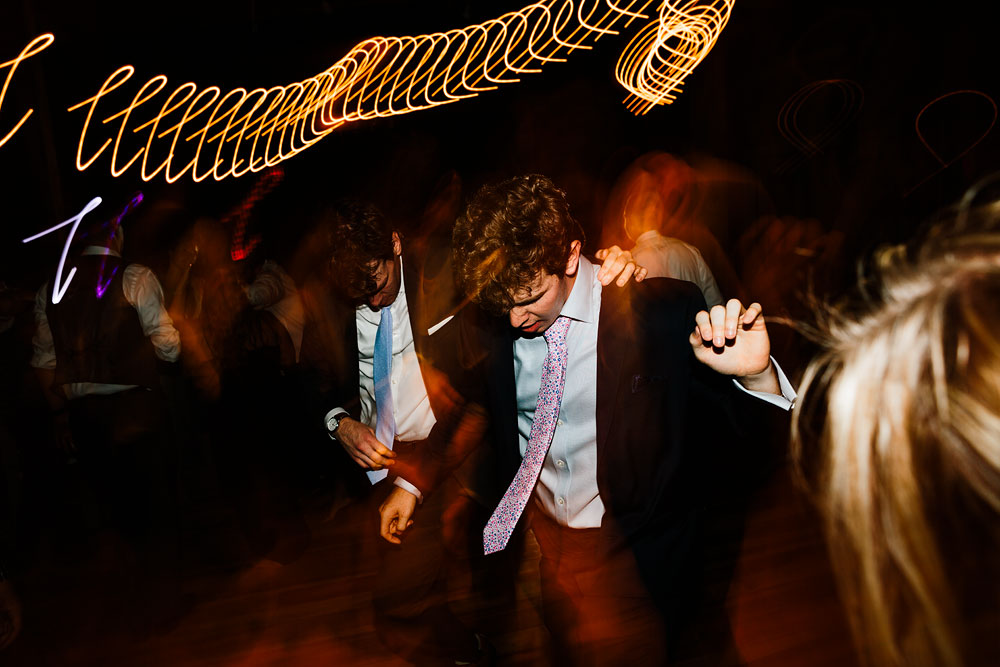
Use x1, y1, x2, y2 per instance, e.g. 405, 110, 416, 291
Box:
594, 245, 648, 286
379, 486, 418, 544
690, 298, 779, 394
336, 417, 396, 470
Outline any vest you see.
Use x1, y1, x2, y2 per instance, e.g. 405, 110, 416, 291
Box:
45, 254, 161, 388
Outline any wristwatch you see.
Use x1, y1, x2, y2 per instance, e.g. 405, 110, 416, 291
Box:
326, 410, 349, 440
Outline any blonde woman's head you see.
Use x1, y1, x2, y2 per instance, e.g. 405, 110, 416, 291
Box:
792, 192, 1000, 666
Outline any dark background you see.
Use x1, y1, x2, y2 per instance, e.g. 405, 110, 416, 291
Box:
2, 0, 998, 292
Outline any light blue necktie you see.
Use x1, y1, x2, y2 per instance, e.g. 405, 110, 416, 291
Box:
367, 306, 395, 484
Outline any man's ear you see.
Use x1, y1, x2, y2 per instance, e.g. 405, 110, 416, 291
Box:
392, 231, 402, 256
564, 240, 582, 277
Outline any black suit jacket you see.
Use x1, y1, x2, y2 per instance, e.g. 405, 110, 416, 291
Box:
476, 276, 788, 604
306, 236, 486, 491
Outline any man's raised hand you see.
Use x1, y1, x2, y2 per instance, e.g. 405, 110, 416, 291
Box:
690, 298, 780, 394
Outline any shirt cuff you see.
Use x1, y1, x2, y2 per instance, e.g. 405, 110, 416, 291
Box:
732, 356, 797, 411
393, 477, 424, 503
324, 407, 350, 439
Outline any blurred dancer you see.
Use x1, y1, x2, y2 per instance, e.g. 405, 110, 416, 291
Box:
169, 216, 311, 565
620, 166, 724, 307
322, 200, 495, 666
324, 199, 644, 665
792, 195, 1000, 667
245, 258, 305, 363
381, 174, 796, 665
606, 153, 740, 305
29, 197, 181, 630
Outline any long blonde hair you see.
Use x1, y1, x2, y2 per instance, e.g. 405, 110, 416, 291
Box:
792, 193, 1000, 666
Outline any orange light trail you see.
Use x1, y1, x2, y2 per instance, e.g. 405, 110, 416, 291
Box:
904, 89, 996, 197
914, 90, 996, 168
616, 1, 734, 115
0, 33, 55, 150
65, 1, 735, 182
776, 79, 864, 173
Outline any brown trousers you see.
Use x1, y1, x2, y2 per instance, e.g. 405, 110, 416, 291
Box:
531, 511, 669, 666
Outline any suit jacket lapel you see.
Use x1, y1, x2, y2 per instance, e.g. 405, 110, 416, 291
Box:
490, 323, 521, 476
401, 245, 426, 355
596, 286, 630, 459
402, 238, 459, 356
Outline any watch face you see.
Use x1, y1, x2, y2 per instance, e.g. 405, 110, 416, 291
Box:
327, 416, 338, 431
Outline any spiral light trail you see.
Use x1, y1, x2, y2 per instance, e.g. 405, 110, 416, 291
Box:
616, 1, 734, 114
60, 1, 734, 182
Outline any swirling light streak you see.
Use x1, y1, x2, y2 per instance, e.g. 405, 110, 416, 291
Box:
615, 1, 734, 115
94, 192, 144, 298
20, 193, 146, 305
904, 89, 997, 197
0, 33, 55, 149
222, 167, 285, 261
776, 79, 864, 173
66, 0, 734, 182
21, 197, 104, 305
914, 90, 996, 168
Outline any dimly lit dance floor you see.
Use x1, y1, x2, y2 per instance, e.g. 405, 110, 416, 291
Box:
3, 466, 854, 666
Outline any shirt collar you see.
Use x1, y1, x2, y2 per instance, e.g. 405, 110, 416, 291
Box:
634, 230, 661, 247
560, 255, 597, 324
81, 245, 120, 257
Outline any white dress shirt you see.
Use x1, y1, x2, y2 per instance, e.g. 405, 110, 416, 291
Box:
30, 246, 180, 399
514, 256, 605, 528
353, 259, 436, 443
631, 230, 724, 307
327, 257, 434, 495
513, 256, 795, 529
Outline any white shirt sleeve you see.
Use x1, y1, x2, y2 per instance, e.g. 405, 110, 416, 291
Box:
325, 406, 424, 502
324, 407, 351, 439
245, 261, 287, 308
122, 265, 181, 362
732, 356, 797, 410
393, 477, 423, 502
664, 244, 724, 308
30, 283, 56, 370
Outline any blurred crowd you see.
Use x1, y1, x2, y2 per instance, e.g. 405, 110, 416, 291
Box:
0, 153, 996, 666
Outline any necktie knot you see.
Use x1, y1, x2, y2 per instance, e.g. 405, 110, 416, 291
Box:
543, 315, 571, 346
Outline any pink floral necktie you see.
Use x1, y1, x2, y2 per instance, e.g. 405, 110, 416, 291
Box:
483, 315, 571, 555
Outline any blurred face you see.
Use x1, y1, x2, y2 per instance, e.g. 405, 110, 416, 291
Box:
364, 232, 403, 310
508, 240, 581, 335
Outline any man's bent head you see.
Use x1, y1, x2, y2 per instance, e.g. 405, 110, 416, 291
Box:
328, 200, 402, 310
452, 174, 585, 332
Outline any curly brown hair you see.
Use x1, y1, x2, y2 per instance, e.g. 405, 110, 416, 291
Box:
327, 199, 395, 302
452, 174, 584, 314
